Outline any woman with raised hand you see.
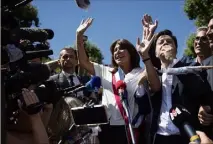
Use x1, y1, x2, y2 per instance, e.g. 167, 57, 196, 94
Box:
76, 15, 160, 144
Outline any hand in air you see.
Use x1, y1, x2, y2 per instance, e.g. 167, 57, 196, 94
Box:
142, 14, 158, 40
76, 18, 93, 35
136, 14, 158, 58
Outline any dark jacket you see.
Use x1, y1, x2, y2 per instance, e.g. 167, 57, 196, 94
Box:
150, 56, 213, 144
48, 72, 91, 105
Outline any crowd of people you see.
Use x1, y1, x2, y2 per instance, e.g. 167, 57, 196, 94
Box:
5, 14, 213, 144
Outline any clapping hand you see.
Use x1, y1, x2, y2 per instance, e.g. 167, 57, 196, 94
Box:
76, 18, 93, 35
136, 14, 158, 58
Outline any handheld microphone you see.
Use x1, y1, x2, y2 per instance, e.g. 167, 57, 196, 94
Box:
115, 80, 136, 144
169, 105, 201, 143
67, 76, 101, 94
115, 80, 127, 100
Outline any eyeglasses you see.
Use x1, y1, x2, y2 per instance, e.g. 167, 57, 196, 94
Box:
195, 36, 209, 43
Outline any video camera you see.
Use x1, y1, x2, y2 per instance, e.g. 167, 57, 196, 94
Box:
1, 0, 54, 65
1, 0, 55, 125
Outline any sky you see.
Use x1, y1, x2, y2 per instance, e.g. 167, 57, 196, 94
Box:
32, 0, 196, 65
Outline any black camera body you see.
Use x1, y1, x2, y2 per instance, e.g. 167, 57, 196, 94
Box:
1, 0, 55, 125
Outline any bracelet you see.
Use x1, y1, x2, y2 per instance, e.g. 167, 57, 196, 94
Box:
143, 58, 150, 63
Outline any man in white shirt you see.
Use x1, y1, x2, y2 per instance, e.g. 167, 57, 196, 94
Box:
150, 29, 213, 144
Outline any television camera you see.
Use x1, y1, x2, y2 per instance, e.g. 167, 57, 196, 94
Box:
1, 0, 56, 125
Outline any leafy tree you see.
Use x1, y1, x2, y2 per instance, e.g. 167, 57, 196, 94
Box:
184, 0, 213, 27
184, 33, 196, 58
183, 0, 213, 56
74, 41, 104, 76
2, 0, 40, 27
84, 41, 104, 64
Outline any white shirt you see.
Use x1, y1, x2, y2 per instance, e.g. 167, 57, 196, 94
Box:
202, 55, 213, 91
93, 63, 145, 127
157, 59, 180, 136
62, 71, 84, 97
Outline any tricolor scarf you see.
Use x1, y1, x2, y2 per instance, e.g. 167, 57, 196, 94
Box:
112, 67, 145, 124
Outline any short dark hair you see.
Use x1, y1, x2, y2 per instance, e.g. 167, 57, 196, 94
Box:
148, 30, 178, 70
59, 47, 77, 59
110, 39, 140, 69
154, 29, 178, 49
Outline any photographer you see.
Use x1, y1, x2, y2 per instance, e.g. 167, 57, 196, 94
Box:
6, 87, 52, 144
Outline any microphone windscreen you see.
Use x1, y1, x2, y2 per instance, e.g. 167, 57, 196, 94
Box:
90, 76, 101, 88
85, 76, 101, 91
15, 28, 54, 42
43, 29, 54, 39
115, 80, 126, 91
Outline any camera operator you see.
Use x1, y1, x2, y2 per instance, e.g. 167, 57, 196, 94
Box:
6, 86, 53, 144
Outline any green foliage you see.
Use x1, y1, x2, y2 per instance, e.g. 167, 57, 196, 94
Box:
55, 67, 61, 74
3, 0, 40, 27
183, 0, 213, 57
84, 41, 104, 64
14, 4, 39, 27
74, 40, 104, 76
184, 33, 196, 58
184, 0, 213, 27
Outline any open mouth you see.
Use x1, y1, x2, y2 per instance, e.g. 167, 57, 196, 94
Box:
115, 55, 125, 60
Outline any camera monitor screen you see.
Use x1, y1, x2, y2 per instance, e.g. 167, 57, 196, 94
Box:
71, 105, 108, 126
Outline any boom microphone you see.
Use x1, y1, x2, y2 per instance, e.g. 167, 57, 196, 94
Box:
11, 28, 54, 42
25, 50, 53, 60
169, 105, 201, 143
159, 66, 213, 75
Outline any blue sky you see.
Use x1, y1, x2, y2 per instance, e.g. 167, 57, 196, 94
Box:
32, 0, 196, 65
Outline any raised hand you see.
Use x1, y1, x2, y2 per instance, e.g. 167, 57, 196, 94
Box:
76, 18, 93, 35
136, 34, 155, 59
142, 14, 158, 41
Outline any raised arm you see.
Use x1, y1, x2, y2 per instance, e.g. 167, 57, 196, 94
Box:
136, 14, 160, 92
76, 18, 95, 75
